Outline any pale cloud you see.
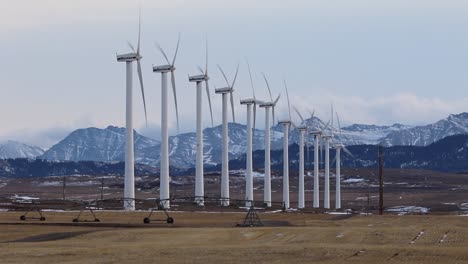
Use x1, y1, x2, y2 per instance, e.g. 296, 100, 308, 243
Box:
289, 92, 468, 126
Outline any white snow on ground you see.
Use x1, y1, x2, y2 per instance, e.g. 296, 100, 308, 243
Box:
355, 195, 378, 201
458, 203, 468, 210
343, 178, 365, 183
386, 206, 430, 215
326, 211, 351, 215
336, 233, 344, 238
253, 171, 265, 178
38, 181, 62, 187
9, 194, 40, 200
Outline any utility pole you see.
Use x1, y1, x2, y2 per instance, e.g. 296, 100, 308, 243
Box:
62, 176, 66, 200
101, 177, 104, 201
378, 145, 384, 215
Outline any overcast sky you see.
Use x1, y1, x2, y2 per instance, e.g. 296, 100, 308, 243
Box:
1, 0, 468, 148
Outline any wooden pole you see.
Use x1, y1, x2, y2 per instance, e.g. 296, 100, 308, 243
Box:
62, 176, 66, 200
378, 145, 384, 215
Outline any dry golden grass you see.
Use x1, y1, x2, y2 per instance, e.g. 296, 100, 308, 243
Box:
0, 211, 466, 263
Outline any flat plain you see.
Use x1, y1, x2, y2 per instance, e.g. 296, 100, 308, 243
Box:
0, 168, 467, 263
0, 211, 467, 264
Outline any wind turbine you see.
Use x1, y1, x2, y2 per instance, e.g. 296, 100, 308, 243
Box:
322, 105, 334, 209
333, 111, 353, 209
278, 81, 294, 210
258, 74, 280, 207
240, 59, 260, 207
116, 15, 147, 210
215, 64, 238, 206
293, 107, 310, 209
153, 36, 181, 208
188, 41, 213, 206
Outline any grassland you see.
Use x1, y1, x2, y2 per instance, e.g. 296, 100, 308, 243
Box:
0, 211, 467, 263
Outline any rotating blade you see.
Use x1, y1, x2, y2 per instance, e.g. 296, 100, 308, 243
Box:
171, 71, 180, 133
137, 12, 141, 55
128, 42, 135, 53
197, 65, 204, 74
273, 94, 281, 105
205, 80, 214, 127
172, 33, 181, 66
217, 65, 230, 87
230, 91, 236, 123
284, 80, 291, 121
137, 60, 148, 125
205, 38, 208, 75
156, 43, 171, 65
253, 103, 257, 131
231, 63, 240, 89
246, 58, 255, 99
343, 146, 354, 158
272, 106, 276, 125
293, 106, 304, 123
262, 73, 273, 101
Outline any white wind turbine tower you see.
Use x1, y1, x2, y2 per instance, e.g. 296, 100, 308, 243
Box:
258, 74, 280, 207
153, 36, 181, 208
240, 59, 260, 207
322, 105, 334, 209
278, 81, 294, 210
293, 107, 312, 209
333, 112, 353, 209
116, 15, 148, 210
188, 42, 213, 206
215, 64, 239, 206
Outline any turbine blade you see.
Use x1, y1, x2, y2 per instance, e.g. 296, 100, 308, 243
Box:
137, 12, 141, 55
217, 65, 230, 87
205, 38, 208, 75
331, 155, 337, 166
336, 111, 342, 137
171, 71, 180, 133
172, 33, 181, 66
253, 103, 257, 131
272, 106, 276, 125
230, 91, 235, 123
197, 65, 204, 74
343, 146, 354, 157
284, 80, 292, 121
128, 42, 135, 53
231, 63, 240, 89
273, 94, 281, 105
293, 106, 305, 123
205, 80, 214, 127
246, 58, 255, 99
262, 73, 273, 101
156, 43, 171, 65
137, 60, 148, 125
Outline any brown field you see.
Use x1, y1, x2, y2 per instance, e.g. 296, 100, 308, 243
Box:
0, 211, 467, 263
0, 168, 467, 263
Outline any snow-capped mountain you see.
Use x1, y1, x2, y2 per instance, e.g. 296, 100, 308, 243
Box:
0, 141, 44, 159
40, 126, 159, 163
37, 112, 468, 169
380, 113, 468, 146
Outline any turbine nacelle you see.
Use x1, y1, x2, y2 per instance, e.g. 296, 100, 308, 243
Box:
215, 87, 233, 94
240, 98, 256, 105
188, 74, 209, 82
297, 125, 307, 131
310, 130, 322, 136
117, 53, 141, 62
334, 143, 345, 149
278, 120, 292, 125
153, 65, 175, 73
259, 101, 274, 108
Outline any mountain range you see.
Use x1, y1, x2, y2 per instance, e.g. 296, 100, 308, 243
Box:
2, 113, 468, 170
